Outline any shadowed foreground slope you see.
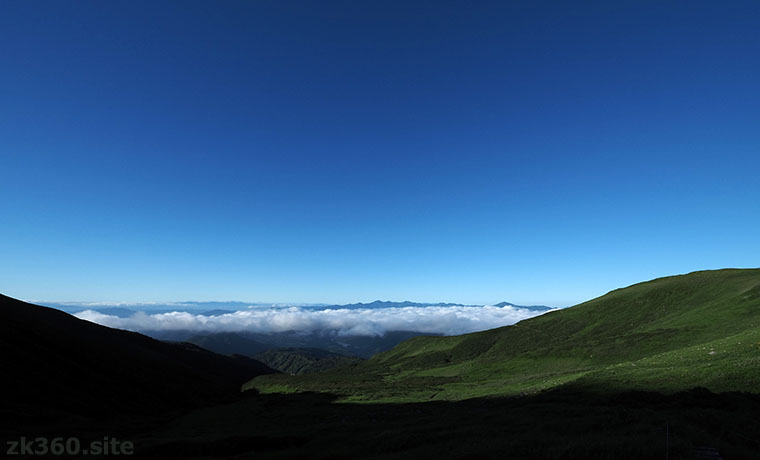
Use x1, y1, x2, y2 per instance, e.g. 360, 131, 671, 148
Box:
247, 269, 760, 401
0, 294, 275, 435
134, 388, 760, 460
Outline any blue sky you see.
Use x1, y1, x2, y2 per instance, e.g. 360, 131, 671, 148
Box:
2, 1, 758, 306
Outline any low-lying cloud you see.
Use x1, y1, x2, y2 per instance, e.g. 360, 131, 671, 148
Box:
74, 304, 549, 337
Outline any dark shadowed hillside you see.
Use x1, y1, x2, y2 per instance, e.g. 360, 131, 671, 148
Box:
185, 331, 271, 357
0, 294, 275, 435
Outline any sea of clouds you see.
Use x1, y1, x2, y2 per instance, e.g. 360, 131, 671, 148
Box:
74, 304, 551, 336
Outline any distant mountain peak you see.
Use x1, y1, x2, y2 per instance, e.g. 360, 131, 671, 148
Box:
338, 300, 468, 309
492, 302, 553, 311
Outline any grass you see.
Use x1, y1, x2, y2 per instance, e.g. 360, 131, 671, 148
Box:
244, 268, 760, 402
253, 348, 362, 375
135, 388, 760, 459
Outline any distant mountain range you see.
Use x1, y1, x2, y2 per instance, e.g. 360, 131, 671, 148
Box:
492, 302, 553, 311
317, 300, 469, 309
43, 299, 557, 315
43, 301, 257, 317
156, 329, 432, 359
312, 300, 556, 311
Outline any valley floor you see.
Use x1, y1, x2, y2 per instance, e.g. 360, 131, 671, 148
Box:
11, 387, 760, 460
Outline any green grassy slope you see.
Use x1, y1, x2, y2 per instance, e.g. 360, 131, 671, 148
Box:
245, 269, 760, 401
254, 348, 362, 375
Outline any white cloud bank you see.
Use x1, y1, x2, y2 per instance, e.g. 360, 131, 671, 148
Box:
74, 305, 551, 337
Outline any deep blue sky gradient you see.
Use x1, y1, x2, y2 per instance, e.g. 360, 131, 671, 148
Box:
2, 1, 759, 305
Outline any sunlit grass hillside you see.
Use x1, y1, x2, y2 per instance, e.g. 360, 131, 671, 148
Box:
245, 269, 760, 402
